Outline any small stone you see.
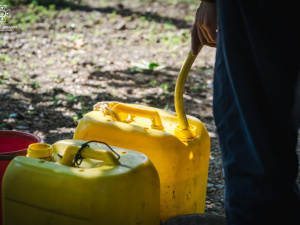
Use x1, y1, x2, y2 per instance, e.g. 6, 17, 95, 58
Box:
207, 183, 214, 188
115, 21, 126, 30
15, 125, 29, 130
62, 101, 68, 106
56, 100, 62, 106
208, 132, 217, 138
207, 188, 216, 193
200, 92, 207, 98
9, 113, 25, 119
206, 84, 213, 89
5, 118, 15, 129
28, 105, 34, 111
72, 66, 78, 73
216, 184, 225, 189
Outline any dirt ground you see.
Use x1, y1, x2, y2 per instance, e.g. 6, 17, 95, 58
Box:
0, 0, 299, 218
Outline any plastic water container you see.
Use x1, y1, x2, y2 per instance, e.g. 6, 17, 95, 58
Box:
2, 139, 160, 225
73, 50, 211, 222
73, 104, 210, 222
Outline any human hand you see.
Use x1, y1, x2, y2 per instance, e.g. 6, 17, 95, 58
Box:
191, 1, 217, 55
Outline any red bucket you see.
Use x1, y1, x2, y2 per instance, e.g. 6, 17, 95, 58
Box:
0, 130, 43, 224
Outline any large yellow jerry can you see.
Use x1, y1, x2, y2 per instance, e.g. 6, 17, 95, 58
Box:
73, 49, 210, 222
2, 139, 160, 225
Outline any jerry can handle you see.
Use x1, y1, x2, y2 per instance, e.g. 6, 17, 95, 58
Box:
111, 103, 164, 130
175, 47, 203, 131
60, 141, 121, 167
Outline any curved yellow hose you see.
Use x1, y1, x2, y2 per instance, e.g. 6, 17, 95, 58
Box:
175, 47, 203, 130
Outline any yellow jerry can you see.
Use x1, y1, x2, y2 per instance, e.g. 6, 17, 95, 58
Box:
2, 139, 160, 225
73, 49, 211, 222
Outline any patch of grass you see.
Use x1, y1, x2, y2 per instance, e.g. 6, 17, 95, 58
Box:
19, 63, 26, 71
63, 7, 71, 12
72, 115, 79, 122
21, 73, 28, 83
68, 33, 84, 42
96, 30, 105, 36
32, 81, 40, 89
46, 59, 54, 65
161, 33, 188, 47
29, 63, 37, 68
81, 106, 89, 111
7, 3, 58, 28
65, 93, 77, 102
183, 15, 194, 22
149, 80, 157, 86
71, 56, 80, 65
138, 16, 150, 28
111, 89, 118, 98
111, 9, 118, 16
131, 60, 166, 73
3, 70, 11, 79
160, 83, 169, 92
191, 79, 207, 92
53, 96, 60, 104
0, 54, 12, 63
55, 32, 67, 39
163, 22, 176, 31
3, 0, 78, 6
112, 37, 124, 47
49, 75, 59, 82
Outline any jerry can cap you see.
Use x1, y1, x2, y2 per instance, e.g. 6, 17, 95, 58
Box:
27, 143, 52, 159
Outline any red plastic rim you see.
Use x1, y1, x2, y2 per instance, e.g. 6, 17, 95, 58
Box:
0, 130, 43, 155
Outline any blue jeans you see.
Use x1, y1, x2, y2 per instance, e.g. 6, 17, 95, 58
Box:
213, 0, 300, 224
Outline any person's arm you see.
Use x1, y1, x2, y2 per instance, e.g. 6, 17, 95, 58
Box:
191, 1, 217, 55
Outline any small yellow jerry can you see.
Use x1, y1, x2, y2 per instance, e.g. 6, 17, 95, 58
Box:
2, 139, 160, 225
73, 49, 210, 222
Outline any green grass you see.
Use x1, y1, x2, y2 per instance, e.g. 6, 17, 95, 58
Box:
130, 60, 166, 73
68, 33, 84, 42
0, 54, 12, 63
3, 0, 77, 6
32, 81, 40, 89
65, 94, 77, 102
149, 80, 157, 86
7, 3, 58, 29
3, 70, 11, 79
160, 83, 169, 92
71, 56, 80, 65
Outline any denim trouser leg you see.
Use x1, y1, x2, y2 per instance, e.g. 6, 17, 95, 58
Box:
213, 0, 300, 224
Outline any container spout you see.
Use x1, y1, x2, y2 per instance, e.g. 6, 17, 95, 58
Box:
27, 143, 53, 159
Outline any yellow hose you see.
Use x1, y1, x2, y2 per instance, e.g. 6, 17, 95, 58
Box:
175, 46, 203, 130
